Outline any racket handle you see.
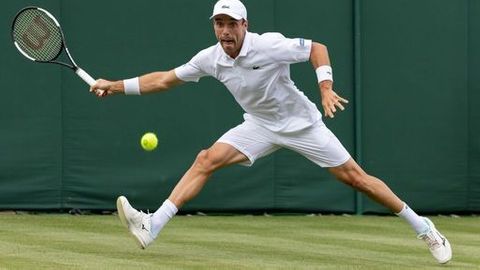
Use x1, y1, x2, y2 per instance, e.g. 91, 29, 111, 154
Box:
75, 68, 105, 95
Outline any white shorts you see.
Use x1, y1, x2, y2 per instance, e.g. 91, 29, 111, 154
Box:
217, 120, 351, 168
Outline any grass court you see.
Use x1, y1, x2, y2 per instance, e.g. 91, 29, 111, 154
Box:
0, 214, 478, 269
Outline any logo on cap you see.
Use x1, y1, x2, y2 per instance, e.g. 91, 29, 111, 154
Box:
210, 0, 247, 20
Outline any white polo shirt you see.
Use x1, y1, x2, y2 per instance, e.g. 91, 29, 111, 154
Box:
175, 31, 321, 133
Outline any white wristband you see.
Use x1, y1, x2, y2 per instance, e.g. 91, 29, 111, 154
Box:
123, 77, 141, 95
315, 65, 333, 83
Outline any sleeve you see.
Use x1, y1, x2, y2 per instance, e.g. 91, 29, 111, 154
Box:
259, 32, 312, 64
174, 49, 211, 83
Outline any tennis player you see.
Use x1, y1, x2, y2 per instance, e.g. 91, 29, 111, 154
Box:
91, 0, 451, 264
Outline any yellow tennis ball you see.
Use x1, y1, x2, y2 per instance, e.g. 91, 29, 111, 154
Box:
140, 132, 158, 151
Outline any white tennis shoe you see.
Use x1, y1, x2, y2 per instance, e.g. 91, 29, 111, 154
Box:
116, 196, 155, 249
417, 217, 452, 264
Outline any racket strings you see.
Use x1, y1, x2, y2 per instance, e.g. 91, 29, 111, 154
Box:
13, 9, 63, 62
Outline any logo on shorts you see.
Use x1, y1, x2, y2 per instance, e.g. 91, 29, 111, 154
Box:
252, 65, 260, 70
299, 38, 305, 47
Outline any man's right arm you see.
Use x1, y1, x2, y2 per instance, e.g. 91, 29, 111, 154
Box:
90, 69, 184, 97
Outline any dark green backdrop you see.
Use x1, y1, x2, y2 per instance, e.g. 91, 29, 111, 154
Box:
1, 0, 478, 213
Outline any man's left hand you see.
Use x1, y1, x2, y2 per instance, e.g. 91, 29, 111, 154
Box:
319, 82, 349, 118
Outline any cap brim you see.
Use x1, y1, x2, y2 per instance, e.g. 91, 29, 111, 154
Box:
209, 12, 243, 20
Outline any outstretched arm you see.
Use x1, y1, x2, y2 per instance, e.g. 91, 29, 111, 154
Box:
90, 69, 184, 97
310, 42, 349, 118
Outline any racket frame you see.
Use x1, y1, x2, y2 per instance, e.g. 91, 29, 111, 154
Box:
11, 6, 99, 88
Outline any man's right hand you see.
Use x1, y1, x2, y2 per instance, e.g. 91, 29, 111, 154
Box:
90, 79, 123, 98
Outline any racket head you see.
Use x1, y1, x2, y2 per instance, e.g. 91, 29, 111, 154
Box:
11, 7, 65, 63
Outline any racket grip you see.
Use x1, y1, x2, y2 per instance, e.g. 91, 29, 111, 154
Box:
75, 68, 105, 95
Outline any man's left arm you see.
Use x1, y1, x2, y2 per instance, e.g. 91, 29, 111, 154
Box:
310, 42, 349, 118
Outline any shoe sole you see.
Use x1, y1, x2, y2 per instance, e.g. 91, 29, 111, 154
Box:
116, 196, 147, 249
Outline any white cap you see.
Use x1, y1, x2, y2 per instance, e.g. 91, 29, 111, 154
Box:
210, 0, 247, 20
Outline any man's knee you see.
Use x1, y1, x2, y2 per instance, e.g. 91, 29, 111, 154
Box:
194, 149, 220, 174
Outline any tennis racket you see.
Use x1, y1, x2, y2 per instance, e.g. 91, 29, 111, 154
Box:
11, 6, 104, 95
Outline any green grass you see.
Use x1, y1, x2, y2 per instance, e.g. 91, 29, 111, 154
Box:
0, 214, 478, 269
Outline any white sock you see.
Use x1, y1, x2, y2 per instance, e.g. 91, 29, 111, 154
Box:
396, 203, 429, 234
151, 199, 178, 238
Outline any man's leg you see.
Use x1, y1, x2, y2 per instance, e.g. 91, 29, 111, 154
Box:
117, 142, 248, 248
277, 121, 451, 263
328, 158, 452, 264
328, 158, 404, 212
118, 120, 279, 249
168, 142, 250, 207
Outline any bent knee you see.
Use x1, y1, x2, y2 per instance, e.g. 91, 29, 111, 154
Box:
194, 149, 220, 174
